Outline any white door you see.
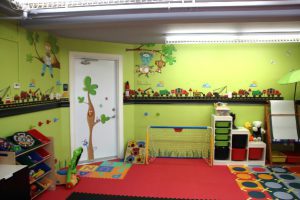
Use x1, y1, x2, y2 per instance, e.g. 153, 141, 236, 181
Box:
70, 53, 123, 163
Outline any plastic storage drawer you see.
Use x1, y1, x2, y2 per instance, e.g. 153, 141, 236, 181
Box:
215, 141, 230, 147
215, 128, 230, 135
215, 135, 229, 141
232, 148, 247, 161
215, 121, 231, 128
215, 147, 229, 160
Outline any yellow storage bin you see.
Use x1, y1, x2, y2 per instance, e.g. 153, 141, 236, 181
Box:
272, 151, 287, 163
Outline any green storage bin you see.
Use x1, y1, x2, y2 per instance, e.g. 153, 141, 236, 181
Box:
215, 128, 230, 135
215, 121, 231, 128
215, 141, 230, 147
215, 135, 229, 141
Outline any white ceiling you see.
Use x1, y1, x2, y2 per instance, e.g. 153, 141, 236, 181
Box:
2, 0, 300, 44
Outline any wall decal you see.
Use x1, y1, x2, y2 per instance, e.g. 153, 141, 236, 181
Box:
249, 81, 258, 87
26, 32, 60, 78
53, 118, 59, 123
78, 76, 111, 160
137, 80, 151, 85
286, 49, 292, 56
46, 120, 51, 124
29, 125, 36, 129
38, 121, 43, 127
56, 80, 62, 86
202, 83, 211, 88
126, 43, 177, 77
144, 112, 149, 116
156, 81, 164, 87
29, 79, 36, 88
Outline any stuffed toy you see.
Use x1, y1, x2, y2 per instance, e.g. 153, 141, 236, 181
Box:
252, 121, 265, 141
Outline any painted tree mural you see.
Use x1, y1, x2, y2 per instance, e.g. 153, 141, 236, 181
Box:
78, 76, 110, 160
26, 31, 60, 78
126, 43, 176, 77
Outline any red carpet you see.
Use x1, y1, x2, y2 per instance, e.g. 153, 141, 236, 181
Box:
37, 158, 247, 200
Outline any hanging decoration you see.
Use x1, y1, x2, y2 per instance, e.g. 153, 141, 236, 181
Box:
26, 31, 61, 78
126, 43, 176, 77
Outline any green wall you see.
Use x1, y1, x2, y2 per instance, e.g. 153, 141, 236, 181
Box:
1, 20, 299, 162
0, 21, 135, 162
132, 44, 300, 139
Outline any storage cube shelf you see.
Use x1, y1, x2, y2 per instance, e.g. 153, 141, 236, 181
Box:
211, 115, 266, 165
0, 130, 55, 200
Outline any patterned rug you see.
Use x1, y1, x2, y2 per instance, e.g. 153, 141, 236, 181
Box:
78, 161, 132, 179
229, 165, 300, 200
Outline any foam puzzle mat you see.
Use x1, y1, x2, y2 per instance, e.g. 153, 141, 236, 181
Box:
229, 165, 300, 200
78, 161, 132, 179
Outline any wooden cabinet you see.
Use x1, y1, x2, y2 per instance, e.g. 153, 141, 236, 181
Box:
212, 115, 266, 165
0, 132, 55, 199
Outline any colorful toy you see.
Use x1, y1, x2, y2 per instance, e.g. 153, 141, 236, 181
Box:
0, 138, 12, 151
159, 89, 170, 96
56, 147, 83, 189
12, 132, 35, 148
251, 90, 263, 97
265, 88, 281, 97
252, 121, 265, 141
171, 88, 188, 97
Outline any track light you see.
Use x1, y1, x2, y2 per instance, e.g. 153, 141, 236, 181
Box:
165, 32, 300, 44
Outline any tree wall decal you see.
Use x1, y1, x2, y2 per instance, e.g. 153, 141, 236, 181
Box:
126, 43, 176, 77
78, 76, 110, 160
26, 31, 61, 78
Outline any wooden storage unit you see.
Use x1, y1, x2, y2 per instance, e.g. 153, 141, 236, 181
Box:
211, 114, 266, 165
0, 133, 55, 200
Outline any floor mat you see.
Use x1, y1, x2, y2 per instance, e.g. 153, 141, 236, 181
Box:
78, 161, 132, 179
229, 165, 300, 199
66, 192, 205, 200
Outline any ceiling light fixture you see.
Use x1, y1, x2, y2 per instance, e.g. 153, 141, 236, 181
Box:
8, 0, 300, 13
165, 32, 300, 44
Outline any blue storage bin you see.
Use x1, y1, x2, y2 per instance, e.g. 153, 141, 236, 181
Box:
28, 151, 43, 163
33, 162, 51, 173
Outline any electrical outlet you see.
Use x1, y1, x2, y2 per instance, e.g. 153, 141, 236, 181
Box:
13, 83, 21, 89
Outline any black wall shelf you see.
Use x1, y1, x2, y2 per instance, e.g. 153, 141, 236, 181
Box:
124, 97, 284, 105
0, 99, 70, 118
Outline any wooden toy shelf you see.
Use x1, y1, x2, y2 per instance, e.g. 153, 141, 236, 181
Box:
124, 97, 283, 105
0, 99, 69, 118
0, 137, 56, 200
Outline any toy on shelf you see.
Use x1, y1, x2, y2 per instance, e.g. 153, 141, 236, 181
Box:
230, 112, 237, 129
122, 83, 284, 103
12, 132, 36, 148
0, 86, 10, 105
56, 147, 83, 189
214, 102, 230, 116
252, 121, 265, 141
